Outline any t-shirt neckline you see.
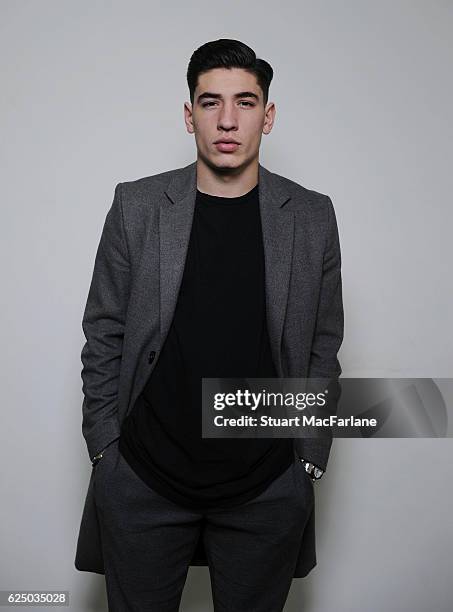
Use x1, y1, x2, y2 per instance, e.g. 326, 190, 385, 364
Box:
196, 183, 258, 206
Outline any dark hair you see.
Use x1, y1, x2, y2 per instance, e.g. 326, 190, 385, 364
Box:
187, 39, 273, 106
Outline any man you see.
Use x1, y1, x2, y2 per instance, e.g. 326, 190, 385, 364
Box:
75, 38, 344, 611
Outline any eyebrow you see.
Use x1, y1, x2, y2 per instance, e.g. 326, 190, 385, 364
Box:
197, 91, 260, 103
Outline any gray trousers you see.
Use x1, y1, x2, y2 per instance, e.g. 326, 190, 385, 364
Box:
94, 439, 314, 612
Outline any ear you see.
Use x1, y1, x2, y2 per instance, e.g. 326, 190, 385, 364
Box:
263, 102, 276, 135
184, 101, 195, 134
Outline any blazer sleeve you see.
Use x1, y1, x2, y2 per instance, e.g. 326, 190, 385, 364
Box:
80, 183, 130, 461
302, 195, 344, 471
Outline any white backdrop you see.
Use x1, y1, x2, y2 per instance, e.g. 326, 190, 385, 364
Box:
1, 1, 452, 610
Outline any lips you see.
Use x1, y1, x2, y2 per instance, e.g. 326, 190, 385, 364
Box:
215, 141, 240, 152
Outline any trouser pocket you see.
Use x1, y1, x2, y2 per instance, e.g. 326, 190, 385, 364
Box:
292, 454, 315, 510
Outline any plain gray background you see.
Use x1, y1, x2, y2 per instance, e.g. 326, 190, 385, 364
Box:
1, 1, 452, 610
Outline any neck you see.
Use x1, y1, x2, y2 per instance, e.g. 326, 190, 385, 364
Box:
196, 156, 259, 197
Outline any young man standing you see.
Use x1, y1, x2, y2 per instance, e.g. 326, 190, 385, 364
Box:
75, 39, 344, 611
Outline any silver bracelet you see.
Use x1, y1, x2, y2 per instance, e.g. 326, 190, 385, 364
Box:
299, 457, 324, 480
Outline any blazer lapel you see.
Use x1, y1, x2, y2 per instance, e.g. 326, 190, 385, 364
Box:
160, 160, 293, 375
160, 162, 198, 345
257, 164, 293, 375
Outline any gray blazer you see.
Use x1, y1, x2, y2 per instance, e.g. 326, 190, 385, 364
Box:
74, 160, 344, 578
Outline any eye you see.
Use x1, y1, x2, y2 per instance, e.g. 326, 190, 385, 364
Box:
239, 101, 255, 107
202, 101, 218, 107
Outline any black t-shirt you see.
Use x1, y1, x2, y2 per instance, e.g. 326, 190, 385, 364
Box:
119, 182, 294, 510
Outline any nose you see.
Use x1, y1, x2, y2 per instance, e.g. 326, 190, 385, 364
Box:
217, 102, 238, 131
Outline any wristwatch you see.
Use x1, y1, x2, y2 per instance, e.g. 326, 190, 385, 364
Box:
299, 458, 324, 481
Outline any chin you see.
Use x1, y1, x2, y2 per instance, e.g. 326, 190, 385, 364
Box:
206, 154, 245, 172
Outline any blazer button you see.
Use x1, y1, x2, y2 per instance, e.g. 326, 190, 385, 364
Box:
148, 350, 156, 364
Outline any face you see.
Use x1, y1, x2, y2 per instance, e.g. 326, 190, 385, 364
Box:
184, 67, 275, 172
